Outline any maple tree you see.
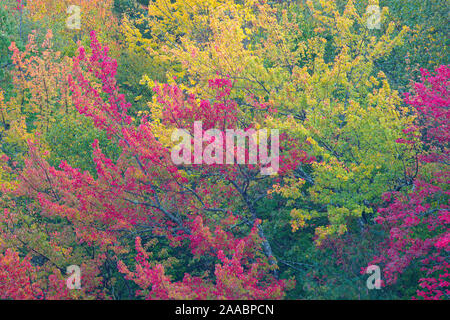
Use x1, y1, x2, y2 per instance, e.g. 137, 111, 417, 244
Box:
367, 65, 449, 300
9, 29, 72, 132
122, 0, 416, 243
25, 0, 121, 57
0, 0, 447, 301
0, 31, 295, 299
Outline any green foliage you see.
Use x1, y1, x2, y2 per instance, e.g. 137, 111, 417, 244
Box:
376, 0, 449, 89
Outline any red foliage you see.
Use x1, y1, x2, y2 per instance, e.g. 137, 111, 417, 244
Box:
1, 31, 294, 299
369, 65, 450, 300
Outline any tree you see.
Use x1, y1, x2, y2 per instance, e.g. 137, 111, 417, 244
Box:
368, 65, 449, 300
25, 0, 121, 57
0, 31, 294, 299
122, 0, 415, 244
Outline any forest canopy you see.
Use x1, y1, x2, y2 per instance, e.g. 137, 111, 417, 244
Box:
0, 0, 448, 300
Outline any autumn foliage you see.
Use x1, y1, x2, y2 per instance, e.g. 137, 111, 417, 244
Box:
0, 0, 448, 300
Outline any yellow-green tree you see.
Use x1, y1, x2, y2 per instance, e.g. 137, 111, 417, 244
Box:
123, 0, 415, 243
